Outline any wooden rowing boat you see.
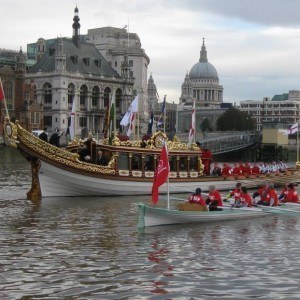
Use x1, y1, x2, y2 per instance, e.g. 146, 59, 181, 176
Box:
4, 119, 300, 201
137, 203, 268, 228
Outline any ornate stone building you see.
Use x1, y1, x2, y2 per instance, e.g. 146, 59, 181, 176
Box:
179, 39, 223, 108
26, 7, 134, 138
147, 73, 158, 112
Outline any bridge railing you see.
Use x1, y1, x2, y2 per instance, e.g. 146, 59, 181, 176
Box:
198, 132, 258, 154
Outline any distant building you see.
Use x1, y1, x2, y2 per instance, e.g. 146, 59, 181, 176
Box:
0, 48, 41, 141
177, 105, 226, 135
25, 6, 134, 137
179, 39, 223, 108
240, 91, 300, 131
84, 26, 150, 120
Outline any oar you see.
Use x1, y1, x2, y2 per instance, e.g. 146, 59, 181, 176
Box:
259, 205, 300, 216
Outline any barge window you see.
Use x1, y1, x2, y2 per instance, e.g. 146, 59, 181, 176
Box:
132, 154, 142, 170
169, 156, 176, 172
190, 156, 199, 171
179, 157, 187, 171
144, 155, 154, 171
118, 153, 129, 169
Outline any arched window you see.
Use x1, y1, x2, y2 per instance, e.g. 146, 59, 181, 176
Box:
43, 82, 52, 105
103, 87, 111, 108
92, 86, 100, 108
116, 88, 122, 110
68, 83, 75, 107
80, 84, 88, 108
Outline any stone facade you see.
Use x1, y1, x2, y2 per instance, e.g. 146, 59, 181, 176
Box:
25, 7, 134, 139
84, 26, 150, 121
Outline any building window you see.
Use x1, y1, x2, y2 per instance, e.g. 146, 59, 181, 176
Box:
115, 61, 117, 67
43, 83, 52, 104
92, 86, 100, 107
79, 117, 87, 127
80, 85, 88, 107
31, 112, 39, 124
44, 115, 52, 127
129, 60, 133, 67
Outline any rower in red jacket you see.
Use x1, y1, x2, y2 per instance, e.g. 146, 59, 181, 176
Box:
254, 183, 278, 206
206, 185, 223, 211
280, 183, 299, 203
227, 182, 242, 203
239, 186, 253, 207
221, 163, 231, 177
251, 163, 260, 175
231, 163, 241, 175
188, 188, 206, 205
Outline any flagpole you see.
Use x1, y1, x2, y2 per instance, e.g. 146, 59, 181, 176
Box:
0, 77, 10, 121
194, 100, 196, 143
297, 122, 299, 162
163, 95, 166, 134
113, 90, 116, 140
137, 111, 140, 140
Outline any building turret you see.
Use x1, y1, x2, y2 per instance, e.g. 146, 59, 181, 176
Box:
55, 38, 66, 73
72, 6, 80, 47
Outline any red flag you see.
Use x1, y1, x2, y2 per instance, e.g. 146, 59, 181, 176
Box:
0, 82, 4, 101
151, 143, 170, 204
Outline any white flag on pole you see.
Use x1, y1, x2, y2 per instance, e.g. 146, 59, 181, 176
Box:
69, 97, 76, 140
120, 95, 139, 126
126, 112, 136, 136
283, 122, 298, 135
188, 101, 195, 145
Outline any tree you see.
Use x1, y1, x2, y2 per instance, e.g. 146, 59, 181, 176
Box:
216, 107, 256, 131
200, 117, 212, 138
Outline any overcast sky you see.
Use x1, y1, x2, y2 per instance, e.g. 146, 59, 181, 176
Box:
2, 0, 300, 104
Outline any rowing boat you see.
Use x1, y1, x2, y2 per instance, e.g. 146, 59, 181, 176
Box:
137, 203, 268, 228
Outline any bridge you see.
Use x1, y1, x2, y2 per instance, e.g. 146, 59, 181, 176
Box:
176, 131, 261, 154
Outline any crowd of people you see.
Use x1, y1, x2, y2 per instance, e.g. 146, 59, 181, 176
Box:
187, 181, 299, 211
38, 127, 60, 147
210, 161, 287, 177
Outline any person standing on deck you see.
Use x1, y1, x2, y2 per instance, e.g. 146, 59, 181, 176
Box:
38, 127, 48, 142
201, 147, 212, 176
49, 127, 60, 147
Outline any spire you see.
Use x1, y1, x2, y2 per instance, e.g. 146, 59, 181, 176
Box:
199, 37, 208, 62
72, 6, 81, 47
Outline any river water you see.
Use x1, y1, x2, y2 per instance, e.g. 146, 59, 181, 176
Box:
1, 146, 300, 299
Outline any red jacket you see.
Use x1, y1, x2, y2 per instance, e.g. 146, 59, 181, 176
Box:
230, 188, 242, 200
240, 192, 253, 207
189, 194, 206, 205
283, 189, 299, 203
208, 190, 223, 206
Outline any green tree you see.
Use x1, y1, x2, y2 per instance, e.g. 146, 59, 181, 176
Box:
216, 107, 256, 131
200, 117, 212, 138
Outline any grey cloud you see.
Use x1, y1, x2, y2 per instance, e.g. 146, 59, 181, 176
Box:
168, 0, 300, 26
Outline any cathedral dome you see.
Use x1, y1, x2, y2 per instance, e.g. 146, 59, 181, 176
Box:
189, 40, 219, 80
